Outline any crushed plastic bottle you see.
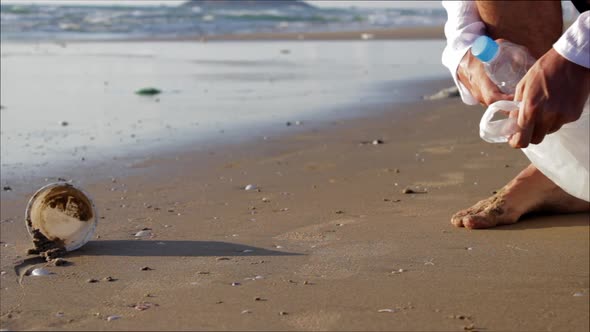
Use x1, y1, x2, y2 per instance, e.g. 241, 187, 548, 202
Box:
471, 36, 535, 94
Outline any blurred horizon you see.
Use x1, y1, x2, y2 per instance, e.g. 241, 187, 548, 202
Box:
0, 0, 448, 41
0, 0, 442, 9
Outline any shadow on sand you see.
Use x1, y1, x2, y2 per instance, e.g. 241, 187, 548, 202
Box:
491, 212, 589, 231
71, 240, 301, 257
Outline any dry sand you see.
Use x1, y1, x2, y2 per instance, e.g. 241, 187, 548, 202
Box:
1, 92, 588, 331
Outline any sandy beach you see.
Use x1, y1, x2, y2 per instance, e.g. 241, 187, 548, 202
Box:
1, 22, 589, 331
2, 81, 589, 330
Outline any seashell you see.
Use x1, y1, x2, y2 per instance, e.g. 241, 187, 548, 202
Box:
106, 315, 121, 321
244, 184, 257, 191
241, 310, 251, 314
573, 292, 584, 297
31, 268, 52, 276
378, 309, 396, 313
134, 230, 151, 237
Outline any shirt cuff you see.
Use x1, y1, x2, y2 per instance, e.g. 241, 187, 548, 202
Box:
553, 11, 590, 69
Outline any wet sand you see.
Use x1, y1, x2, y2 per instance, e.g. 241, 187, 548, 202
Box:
1, 89, 588, 330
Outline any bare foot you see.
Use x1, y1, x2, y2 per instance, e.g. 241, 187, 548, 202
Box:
451, 164, 590, 229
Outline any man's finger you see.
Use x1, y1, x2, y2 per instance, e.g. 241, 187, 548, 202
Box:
512, 100, 539, 148
481, 82, 512, 105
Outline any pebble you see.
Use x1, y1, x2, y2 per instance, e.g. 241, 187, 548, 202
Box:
51, 258, 68, 266
279, 311, 288, 316
140, 266, 153, 271
55, 312, 65, 318
378, 309, 396, 313
261, 197, 270, 202
2, 186, 12, 192
244, 184, 257, 191
231, 282, 241, 286
402, 188, 416, 194
106, 315, 121, 322
31, 268, 52, 276
573, 292, 585, 297
59, 121, 69, 126
241, 310, 252, 314
216, 257, 230, 261
133, 302, 156, 311
197, 271, 210, 275
86, 278, 99, 283
103, 276, 116, 282
372, 139, 384, 145
254, 297, 263, 301
242, 249, 254, 253
335, 210, 344, 214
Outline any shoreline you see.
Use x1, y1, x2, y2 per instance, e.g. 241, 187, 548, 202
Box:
0, 26, 445, 44
1, 84, 588, 331
0, 38, 449, 189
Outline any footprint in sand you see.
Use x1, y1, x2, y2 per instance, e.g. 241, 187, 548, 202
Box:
273, 218, 357, 244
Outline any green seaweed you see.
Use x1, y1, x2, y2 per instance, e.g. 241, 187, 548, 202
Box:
135, 87, 162, 96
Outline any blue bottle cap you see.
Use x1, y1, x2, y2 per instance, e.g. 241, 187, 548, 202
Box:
471, 36, 499, 62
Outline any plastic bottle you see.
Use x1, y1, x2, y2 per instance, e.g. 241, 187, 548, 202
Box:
471, 35, 535, 94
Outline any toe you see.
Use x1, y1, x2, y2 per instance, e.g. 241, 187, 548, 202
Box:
462, 214, 498, 229
451, 211, 468, 227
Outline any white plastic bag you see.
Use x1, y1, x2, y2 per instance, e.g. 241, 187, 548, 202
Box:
480, 99, 590, 202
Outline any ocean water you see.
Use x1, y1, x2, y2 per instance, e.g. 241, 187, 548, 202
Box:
0, 40, 448, 182
0, 1, 448, 41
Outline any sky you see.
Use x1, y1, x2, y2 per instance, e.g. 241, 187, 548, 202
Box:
0, 0, 442, 9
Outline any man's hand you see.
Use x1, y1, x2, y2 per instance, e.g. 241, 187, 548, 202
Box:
510, 48, 590, 148
457, 44, 513, 106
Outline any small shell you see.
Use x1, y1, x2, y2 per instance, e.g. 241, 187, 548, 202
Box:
106, 315, 121, 322
241, 310, 251, 314
31, 268, 52, 276
244, 184, 257, 191
378, 309, 396, 313
134, 230, 151, 237
573, 292, 585, 297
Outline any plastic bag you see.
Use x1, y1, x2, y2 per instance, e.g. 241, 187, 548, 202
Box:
480, 99, 589, 202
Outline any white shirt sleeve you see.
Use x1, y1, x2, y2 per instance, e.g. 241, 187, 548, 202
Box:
441, 1, 485, 105
553, 11, 590, 69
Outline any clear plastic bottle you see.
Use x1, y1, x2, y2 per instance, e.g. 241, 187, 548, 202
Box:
471, 36, 535, 94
